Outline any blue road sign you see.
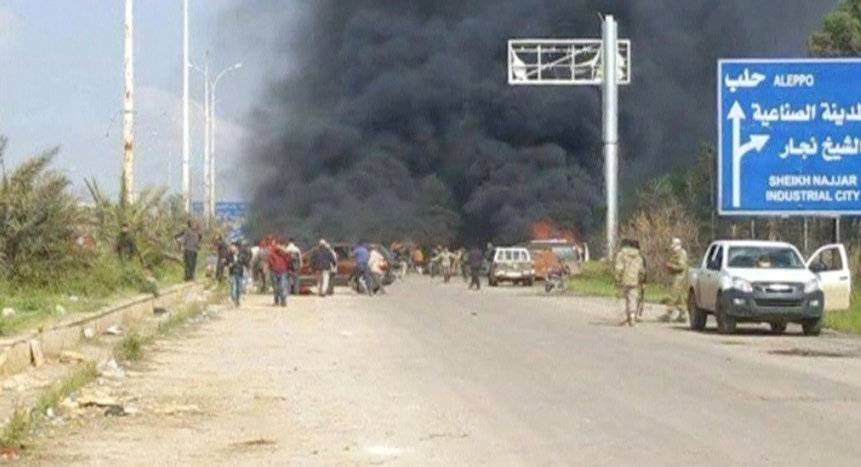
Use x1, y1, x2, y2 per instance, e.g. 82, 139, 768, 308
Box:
191, 201, 248, 240
719, 59, 861, 215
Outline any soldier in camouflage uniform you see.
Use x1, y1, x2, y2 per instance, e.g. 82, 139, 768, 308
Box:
661, 238, 689, 323
614, 239, 646, 327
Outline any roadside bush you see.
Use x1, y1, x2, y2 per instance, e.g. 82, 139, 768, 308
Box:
85, 181, 189, 271
0, 148, 87, 285
621, 179, 701, 284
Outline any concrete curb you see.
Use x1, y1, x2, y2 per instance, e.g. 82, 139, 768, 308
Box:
0, 282, 204, 377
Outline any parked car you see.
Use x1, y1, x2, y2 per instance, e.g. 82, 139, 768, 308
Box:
489, 247, 535, 287
687, 240, 851, 335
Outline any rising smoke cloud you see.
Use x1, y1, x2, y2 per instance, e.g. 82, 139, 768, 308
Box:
233, 0, 834, 246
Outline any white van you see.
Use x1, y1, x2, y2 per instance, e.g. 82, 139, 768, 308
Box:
489, 247, 535, 287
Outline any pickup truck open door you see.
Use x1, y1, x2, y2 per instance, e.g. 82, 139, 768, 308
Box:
806, 244, 852, 311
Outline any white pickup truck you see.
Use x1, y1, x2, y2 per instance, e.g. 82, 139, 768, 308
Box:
688, 240, 851, 335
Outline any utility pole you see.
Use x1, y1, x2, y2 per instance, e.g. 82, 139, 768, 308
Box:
121, 0, 135, 206
601, 15, 619, 258
203, 52, 212, 224
182, 0, 191, 213
209, 62, 243, 222
209, 87, 215, 220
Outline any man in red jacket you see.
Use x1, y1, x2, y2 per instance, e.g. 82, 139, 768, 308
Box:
267, 239, 292, 307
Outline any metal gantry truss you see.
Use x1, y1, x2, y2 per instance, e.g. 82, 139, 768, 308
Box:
508, 39, 631, 86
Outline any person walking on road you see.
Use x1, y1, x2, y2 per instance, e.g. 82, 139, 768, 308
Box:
661, 237, 689, 323
268, 240, 291, 307
468, 246, 484, 290
176, 220, 202, 281
226, 242, 251, 307
435, 247, 455, 283
285, 238, 302, 295
311, 239, 337, 297
411, 247, 425, 275
353, 243, 373, 296
214, 234, 229, 283
614, 239, 646, 327
368, 246, 387, 295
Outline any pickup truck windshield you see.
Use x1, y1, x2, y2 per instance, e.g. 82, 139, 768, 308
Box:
727, 247, 804, 269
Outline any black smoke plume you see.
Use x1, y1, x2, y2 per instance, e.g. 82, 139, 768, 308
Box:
236, 0, 834, 246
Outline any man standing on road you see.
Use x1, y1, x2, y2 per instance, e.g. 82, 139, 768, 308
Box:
369, 246, 387, 295
311, 239, 337, 297
614, 239, 646, 327
226, 241, 251, 308
268, 240, 291, 307
176, 220, 202, 282
214, 234, 229, 283
661, 237, 689, 323
285, 238, 302, 295
468, 246, 484, 290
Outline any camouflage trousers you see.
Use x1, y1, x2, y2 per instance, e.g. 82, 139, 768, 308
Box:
622, 286, 641, 322
666, 274, 687, 315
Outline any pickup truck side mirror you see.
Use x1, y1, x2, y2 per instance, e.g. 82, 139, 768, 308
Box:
809, 262, 825, 273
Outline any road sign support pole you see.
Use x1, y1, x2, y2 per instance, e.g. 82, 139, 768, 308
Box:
803, 217, 809, 254
602, 15, 619, 259
833, 218, 841, 243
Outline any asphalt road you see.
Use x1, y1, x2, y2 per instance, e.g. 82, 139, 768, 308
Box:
34, 277, 861, 466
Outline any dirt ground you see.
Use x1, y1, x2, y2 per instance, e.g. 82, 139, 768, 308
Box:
23, 277, 861, 466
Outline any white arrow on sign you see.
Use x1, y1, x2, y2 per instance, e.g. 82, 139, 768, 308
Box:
728, 101, 770, 208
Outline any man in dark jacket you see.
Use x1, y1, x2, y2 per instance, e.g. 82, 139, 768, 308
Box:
116, 223, 137, 262
214, 234, 229, 282
226, 241, 251, 307
310, 239, 337, 297
176, 220, 202, 281
468, 247, 485, 290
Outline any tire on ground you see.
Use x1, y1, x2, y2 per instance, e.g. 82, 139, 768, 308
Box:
688, 290, 707, 332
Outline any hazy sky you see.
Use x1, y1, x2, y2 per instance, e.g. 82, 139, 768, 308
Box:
0, 0, 266, 201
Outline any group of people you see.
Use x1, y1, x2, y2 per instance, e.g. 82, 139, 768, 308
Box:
614, 237, 689, 327
421, 245, 488, 291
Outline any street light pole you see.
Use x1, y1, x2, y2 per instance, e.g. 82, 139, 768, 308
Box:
121, 0, 136, 206
182, 0, 191, 213
209, 62, 243, 221
202, 53, 211, 224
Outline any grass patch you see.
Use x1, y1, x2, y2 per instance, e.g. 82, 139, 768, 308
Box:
567, 261, 671, 303
825, 287, 861, 334
115, 334, 149, 362
0, 364, 99, 449
0, 259, 195, 337
156, 301, 206, 336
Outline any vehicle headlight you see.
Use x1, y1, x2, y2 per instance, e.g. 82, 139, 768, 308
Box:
731, 277, 753, 293
804, 278, 820, 294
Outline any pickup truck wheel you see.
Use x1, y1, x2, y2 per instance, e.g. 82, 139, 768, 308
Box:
802, 317, 823, 336
769, 323, 787, 334
688, 291, 707, 332
526, 278, 535, 287
715, 295, 737, 334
